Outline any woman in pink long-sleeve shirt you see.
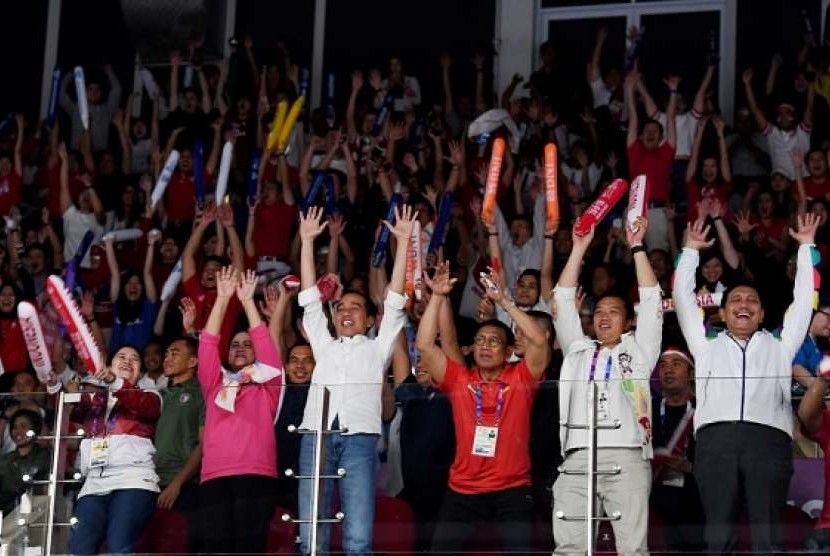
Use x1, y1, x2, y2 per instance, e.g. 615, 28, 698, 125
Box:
197, 267, 283, 554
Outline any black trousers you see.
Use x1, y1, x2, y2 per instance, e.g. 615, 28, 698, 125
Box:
695, 422, 793, 555
200, 474, 278, 554
431, 485, 535, 554
399, 484, 447, 552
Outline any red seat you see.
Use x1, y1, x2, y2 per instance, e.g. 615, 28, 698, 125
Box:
330, 495, 415, 554
267, 506, 298, 554
133, 508, 189, 554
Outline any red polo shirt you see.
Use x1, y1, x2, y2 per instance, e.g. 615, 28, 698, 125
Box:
435, 357, 539, 494
628, 141, 675, 203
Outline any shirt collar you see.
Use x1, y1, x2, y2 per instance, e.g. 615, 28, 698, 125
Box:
338, 334, 368, 344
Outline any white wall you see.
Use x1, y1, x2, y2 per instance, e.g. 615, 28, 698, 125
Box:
494, 0, 536, 102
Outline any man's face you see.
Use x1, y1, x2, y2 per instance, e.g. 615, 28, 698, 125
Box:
389, 58, 403, 78
593, 297, 629, 345
87, 83, 102, 105
287, 346, 315, 384
143, 343, 163, 375
472, 325, 509, 370
776, 106, 796, 130
201, 260, 221, 289
510, 219, 532, 247
163, 340, 196, 378
514, 274, 540, 307
334, 293, 374, 337
28, 249, 46, 274
808, 151, 827, 178
179, 150, 193, 173
160, 238, 178, 262
183, 91, 199, 112
811, 309, 830, 338
99, 153, 115, 176
658, 354, 693, 394
641, 122, 662, 149
719, 286, 764, 339
11, 373, 37, 401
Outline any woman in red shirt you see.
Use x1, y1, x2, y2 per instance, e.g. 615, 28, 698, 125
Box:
0, 283, 28, 373
685, 116, 732, 223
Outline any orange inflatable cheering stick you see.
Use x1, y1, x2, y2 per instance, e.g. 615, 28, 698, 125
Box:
481, 137, 505, 225
544, 143, 559, 232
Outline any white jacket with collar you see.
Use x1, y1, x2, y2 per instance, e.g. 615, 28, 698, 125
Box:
553, 284, 663, 459
672, 244, 818, 437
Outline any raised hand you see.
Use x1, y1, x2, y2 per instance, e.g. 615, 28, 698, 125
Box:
217, 204, 234, 227
235, 269, 258, 303
424, 261, 457, 296
328, 214, 346, 237
351, 69, 364, 91
789, 212, 820, 245
299, 206, 328, 241
732, 210, 757, 237
571, 223, 596, 253
741, 67, 753, 85
712, 116, 726, 137
384, 204, 418, 241
664, 75, 682, 91
626, 216, 649, 247
684, 219, 716, 250
216, 266, 239, 299
179, 297, 197, 332
791, 146, 804, 170
369, 69, 382, 91
80, 291, 95, 320
439, 52, 452, 71
258, 284, 279, 319
447, 140, 464, 166
483, 268, 509, 307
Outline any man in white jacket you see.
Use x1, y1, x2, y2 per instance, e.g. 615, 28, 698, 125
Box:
673, 214, 820, 554
552, 217, 662, 555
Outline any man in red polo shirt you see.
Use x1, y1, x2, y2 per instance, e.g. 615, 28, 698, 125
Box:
417, 263, 550, 553
181, 204, 244, 351
163, 121, 222, 227
626, 70, 678, 252
798, 366, 830, 550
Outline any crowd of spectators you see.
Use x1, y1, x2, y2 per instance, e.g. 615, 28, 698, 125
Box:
1, 18, 830, 555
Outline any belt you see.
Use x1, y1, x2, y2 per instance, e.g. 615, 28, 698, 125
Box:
648, 201, 667, 209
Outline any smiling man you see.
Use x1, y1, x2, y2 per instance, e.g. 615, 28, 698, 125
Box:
552, 217, 662, 555
673, 214, 820, 554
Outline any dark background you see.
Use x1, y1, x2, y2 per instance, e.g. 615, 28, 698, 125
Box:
0, 0, 825, 119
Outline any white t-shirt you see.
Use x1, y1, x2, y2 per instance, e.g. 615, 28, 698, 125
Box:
656, 111, 700, 159
63, 205, 104, 268
561, 162, 605, 198
763, 123, 810, 180
130, 138, 153, 175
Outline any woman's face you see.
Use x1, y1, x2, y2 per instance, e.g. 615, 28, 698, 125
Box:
811, 202, 829, 225
124, 275, 143, 302
808, 151, 828, 178
758, 193, 775, 218
112, 347, 142, 384
122, 186, 136, 207
132, 121, 147, 140
11, 416, 34, 448
160, 238, 179, 262
701, 257, 723, 284
229, 332, 255, 371
0, 285, 16, 313
11, 373, 38, 401
771, 174, 790, 193
203, 235, 219, 256
702, 158, 718, 183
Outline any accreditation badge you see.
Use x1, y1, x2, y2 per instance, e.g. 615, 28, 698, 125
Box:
89, 437, 110, 468
472, 425, 499, 458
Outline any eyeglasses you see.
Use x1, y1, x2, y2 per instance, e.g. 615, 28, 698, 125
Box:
473, 335, 504, 348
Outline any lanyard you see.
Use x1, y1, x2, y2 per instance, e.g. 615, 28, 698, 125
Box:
588, 345, 613, 383
470, 383, 508, 426
90, 395, 117, 438
659, 399, 693, 424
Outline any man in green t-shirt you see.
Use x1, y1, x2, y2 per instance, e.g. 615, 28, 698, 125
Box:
153, 337, 205, 514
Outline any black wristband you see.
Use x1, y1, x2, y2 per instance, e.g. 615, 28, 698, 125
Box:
544, 234, 555, 240
712, 215, 722, 222
631, 245, 647, 255
485, 231, 499, 237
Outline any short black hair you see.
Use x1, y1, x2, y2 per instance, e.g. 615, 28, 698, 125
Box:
203, 255, 227, 268
476, 319, 515, 347
510, 213, 533, 232
641, 118, 664, 135
288, 341, 313, 358
594, 293, 635, 321
720, 282, 762, 308
174, 336, 199, 358
338, 288, 378, 318
518, 269, 541, 284
107, 344, 144, 375
10, 409, 42, 436
526, 310, 554, 340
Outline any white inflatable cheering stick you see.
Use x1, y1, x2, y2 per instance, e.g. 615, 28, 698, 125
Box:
151, 150, 180, 211
17, 302, 52, 383
73, 66, 89, 130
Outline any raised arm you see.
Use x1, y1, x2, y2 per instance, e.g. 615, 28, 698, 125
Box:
765, 53, 782, 97
540, 229, 555, 303
144, 231, 158, 302
742, 68, 769, 131
386, 204, 417, 294
588, 27, 608, 84
104, 238, 121, 303
664, 75, 680, 149
197, 66, 212, 114
13, 114, 23, 177
182, 205, 216, 282
553, 225, 595, 351
672, 220, 716, 357
416, 262, 457, 383
635, 76, 660, 120
218, 205, 244, 272
713, 116, 732, 183
626, 71, 640, 147
693, 64, 715, 116
780, 213, 821, 359
346, 70, 362, 137
205, 120, 222, 176
236, 269, 264, 330
169, 51, 181, 112
803, 82, 815, 130
798, 371, 829, 434
58, 143, 71, 215
710, 200, 740, 269
686, 118, 707, 184
103, 64, 122, 111
440, 53, 454, 115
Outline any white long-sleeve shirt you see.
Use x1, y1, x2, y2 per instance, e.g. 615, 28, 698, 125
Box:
495, 194, 546, 288
553, 284, 662, 457
673, 244, 817, 437
298, 286, 407, 435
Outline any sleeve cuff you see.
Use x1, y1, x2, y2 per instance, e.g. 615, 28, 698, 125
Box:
384, 290, 407, 311
108, 377, 125, 392
638, 284, 663, 301
553, 285, 577, 300
298, 286, 321, 307
248, 322, 269, 338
